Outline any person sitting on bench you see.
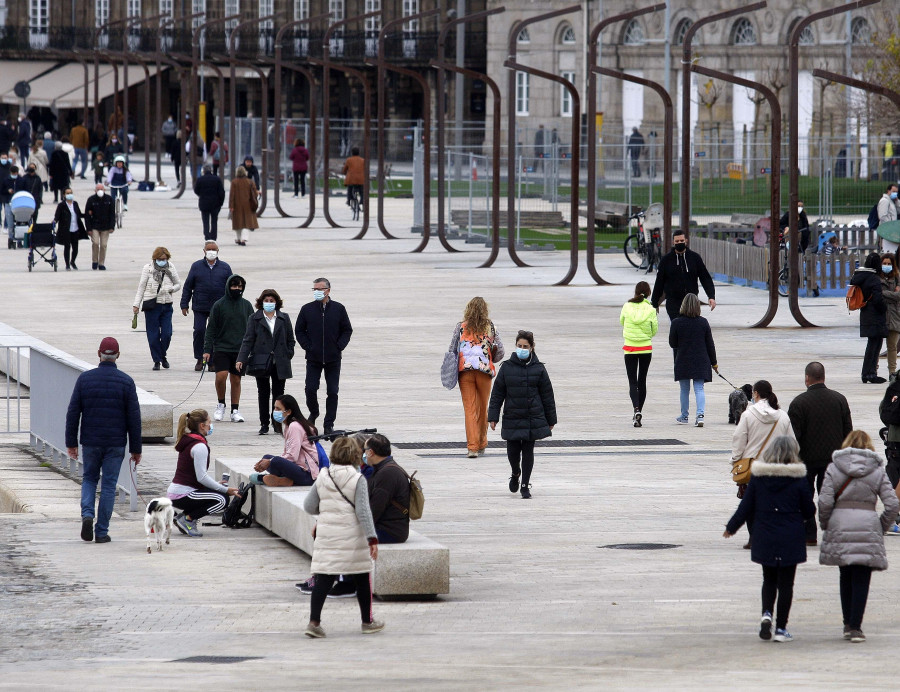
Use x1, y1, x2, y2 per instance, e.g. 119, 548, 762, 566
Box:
250, 394, 319, 487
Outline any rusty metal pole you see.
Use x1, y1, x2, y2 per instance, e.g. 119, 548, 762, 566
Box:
505, 6, 581, 279
92, 16, 132, 136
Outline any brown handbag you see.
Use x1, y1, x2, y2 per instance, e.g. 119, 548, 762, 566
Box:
731, 422, 778, 485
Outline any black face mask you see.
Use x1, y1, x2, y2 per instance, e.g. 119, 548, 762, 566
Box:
674, 242, 687, 252
230, 287, 243, 297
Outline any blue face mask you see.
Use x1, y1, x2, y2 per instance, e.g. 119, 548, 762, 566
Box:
206, 425, 213, 436
516, 347, 531, 360
155, 259, 167, 267
313, 289, 326, 301
272, 410, 284, 423
263, 302, 276, 313
884, 265, 893, 274
892, 192, 899, 200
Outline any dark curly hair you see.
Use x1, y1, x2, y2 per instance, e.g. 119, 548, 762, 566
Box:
255, 288, 283, 311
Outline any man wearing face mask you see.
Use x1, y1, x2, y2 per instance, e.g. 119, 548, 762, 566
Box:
650, 230, 717, 322
295, 278, 353, 435
780, 200, 810, 255
181, 242, 233, 371
878, 184, 900, 257
203, 274, 253, 423
84, 183, 115, 270
0, 156, 15, 247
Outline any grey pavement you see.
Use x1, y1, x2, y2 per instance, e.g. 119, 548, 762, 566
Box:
0, 172, 897, 689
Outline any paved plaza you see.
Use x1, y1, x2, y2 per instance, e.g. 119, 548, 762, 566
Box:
1, 166, 899, 689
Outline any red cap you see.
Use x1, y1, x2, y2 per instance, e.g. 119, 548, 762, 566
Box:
98, 337, 119, 355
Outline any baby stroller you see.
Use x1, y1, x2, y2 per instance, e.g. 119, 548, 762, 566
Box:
27, 222, 58, 272
9, 191, 35, 250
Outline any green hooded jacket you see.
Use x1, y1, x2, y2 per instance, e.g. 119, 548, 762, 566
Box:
619, 298, 659, 350
203, 274, 253, 354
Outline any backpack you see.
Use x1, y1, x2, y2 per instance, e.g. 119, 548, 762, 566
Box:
222, 482, 255, 528
846, 284, 868, 312
868, 204, 880, 231
881, 384, 900, 427
391, 469, 424, 521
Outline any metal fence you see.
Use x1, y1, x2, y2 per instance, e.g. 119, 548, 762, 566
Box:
0, 346, 27, 434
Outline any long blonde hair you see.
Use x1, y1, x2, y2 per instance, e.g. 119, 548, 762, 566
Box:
176, 409, 208, 440
462, 297, 491, 336
841, 429, 874, 452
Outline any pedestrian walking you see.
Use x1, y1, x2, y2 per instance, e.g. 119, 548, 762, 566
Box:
29, 141, 48, 192
627, 127, 644, 178
65, 337, 142, 543
620, 280, 658, 427
229, 165, 258, 246
237, 289, 296, 436
295, 278, 353, 435
819, 430, 900, 643
241, 156, 260, 189
203, 274, 253, 424
193, 164, 226, 241
302, 436, 383, 638
250, 394, 319, 487
0, 154, 14, 246
132, 247, 181, 370
451, 297, 504, 458
650, 229, 717, 321
880, 252, 900, 381
14, 162, 42, 224
787, 362, 853, 545
668, 294, 717, 426
180, 242, 232, 371
207, 132, 228, 177
83, 183, 115, 270
289, 138, 310, 197
877, 183, 899, 256
487, 330, 557, 499
69, 121, 89, 179
724, 436, 816, 643
52, 187, 87, 270
48, 141, 72, 203
849, 252, 888, 383
16, 114, 32, 165
161, 115, 177, 159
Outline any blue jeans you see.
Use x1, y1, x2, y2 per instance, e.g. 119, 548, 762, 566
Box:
679, 379, 705, 418
81, 445, 126, 537
111, 185, 128, 205
144, 303, 173, 363
73, 148, 88, 177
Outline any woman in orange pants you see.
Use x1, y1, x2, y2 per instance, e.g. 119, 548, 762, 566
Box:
451, 297, 504, 458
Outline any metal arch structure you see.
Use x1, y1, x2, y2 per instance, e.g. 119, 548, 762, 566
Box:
505, 6, 584, 284
787, 0, 881, 329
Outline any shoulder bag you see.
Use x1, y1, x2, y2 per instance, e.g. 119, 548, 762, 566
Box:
327, 467, 355, 508
141, 272, 164, 312
441, 324, 462, 390
731, 421, 778, 485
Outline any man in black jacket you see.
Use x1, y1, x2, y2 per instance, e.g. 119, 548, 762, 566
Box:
294, 277, 353, 434
84, 183, 116, 270
15, 163, 42, 223
650, 229, 717, 321
787, 361, 853, 545
779, 200, 810, 255
193, 165, 226, 241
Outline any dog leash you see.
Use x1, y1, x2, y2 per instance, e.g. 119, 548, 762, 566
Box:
715, 370, 740, 390
129, 459, 150, 508
170, 362, 208, 410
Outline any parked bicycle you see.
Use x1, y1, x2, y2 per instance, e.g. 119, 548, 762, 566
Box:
624, 209, 661, 273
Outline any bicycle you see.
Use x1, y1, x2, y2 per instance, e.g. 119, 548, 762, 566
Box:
348, 184, 363, 222
623, 210, 661, 273
109, 183, 130, 229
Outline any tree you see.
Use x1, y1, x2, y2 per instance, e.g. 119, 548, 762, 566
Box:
868, 10, 900, 133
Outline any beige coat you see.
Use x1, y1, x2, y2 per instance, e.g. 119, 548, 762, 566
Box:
229, 177, 258, 230
731, 400, 795, 462
30, 147, 49, 183
309, 465, 372, 575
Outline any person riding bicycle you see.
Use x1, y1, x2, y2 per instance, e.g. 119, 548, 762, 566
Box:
106, 155, 134, 212
779, 200, 810, 255
341, 147, 365, 209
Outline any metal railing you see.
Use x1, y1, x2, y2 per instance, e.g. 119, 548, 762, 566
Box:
0, 346, 27, 434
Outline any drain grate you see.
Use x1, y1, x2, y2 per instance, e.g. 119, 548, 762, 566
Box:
172, 656, 263, 664
394, 439, 685, 450
600, 543, 681, 550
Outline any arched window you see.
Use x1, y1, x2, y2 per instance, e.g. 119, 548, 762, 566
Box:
517, 27, 530, 44
622, 19, 645, 46
851, 17, 871, 45
787, 19, 814, 45
560, 25, 575, 45
674, 18, 693, 45
730, 18, 757, 46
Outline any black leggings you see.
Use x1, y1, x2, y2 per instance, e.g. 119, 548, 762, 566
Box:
507, 440, 536, 486
761, 564, 797, 630
293, 170, 307, 196
839, 564, 873, 629
256, 374, 285, 427
624, 352, 652, 411
310, 573, 373, 624
863, 336, 883, 379
60, 234, 79, 266
171, 489, 228, 521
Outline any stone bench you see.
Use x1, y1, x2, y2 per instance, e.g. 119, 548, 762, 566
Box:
214, 457, 450, 598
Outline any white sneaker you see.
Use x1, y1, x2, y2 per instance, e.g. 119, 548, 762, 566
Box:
213, 403, 226, 421
230, 409, 245, 423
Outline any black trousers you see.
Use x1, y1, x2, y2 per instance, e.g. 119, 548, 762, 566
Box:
192, 310, 209, 361
761, 564, 797, 631
804, 465, 826, 542
624, 352, 652, 411
200, 207, 220, 241
886, 441, 900, 489
305, 360, 341, 428
256, 374, 286, 427
59, 233, 79, 266
665, 297, 684, 323
863, 336, 884, 379
507, 440, 536, 486
293, 170, 307, 196
839, 564, 873, 630
171, 489, 227, 520
310, 572, 373, 624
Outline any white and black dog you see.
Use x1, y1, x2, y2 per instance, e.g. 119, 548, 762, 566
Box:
145, 498, 175, 553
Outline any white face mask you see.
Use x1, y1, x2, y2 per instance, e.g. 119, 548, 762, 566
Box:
205, 250, 218, 261
96, 189, 104, 197
797, 206, 803, 214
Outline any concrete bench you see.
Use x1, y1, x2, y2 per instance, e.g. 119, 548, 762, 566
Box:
215, 457, 450, 598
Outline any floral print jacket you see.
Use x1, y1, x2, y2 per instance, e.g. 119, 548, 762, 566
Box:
455, 320, 504, 377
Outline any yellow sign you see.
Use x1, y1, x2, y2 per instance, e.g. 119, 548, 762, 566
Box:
595, 112, 604, 140
198, 102, 207, 145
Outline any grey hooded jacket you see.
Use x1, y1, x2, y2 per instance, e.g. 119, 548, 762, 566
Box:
818, 447, 899, 571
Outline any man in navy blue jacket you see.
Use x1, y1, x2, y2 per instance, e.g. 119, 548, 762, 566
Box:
66, 337, 142, 543
180, 241, 233, 371
295, 277, 353, 434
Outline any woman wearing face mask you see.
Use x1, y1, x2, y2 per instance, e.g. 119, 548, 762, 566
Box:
249, 395, 319, 487
879, 253, 900, 382
132, 247, 181, 370
167, 408, 241, 538
849, 252, 888, 383
52, 187, 86, 270
487, 330, 557, 499
237, 289, 296, 435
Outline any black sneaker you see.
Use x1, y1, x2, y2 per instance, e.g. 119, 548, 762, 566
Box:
258, 425, 269, 435
81, 517, 94, 542
161, 359, 170, 369
520, 484, 532, 499
95, 535, 111, 543
153, 362, 161, 371
509, 474, 520, 493
327, 579, 357, 599
295, 577, 315, 595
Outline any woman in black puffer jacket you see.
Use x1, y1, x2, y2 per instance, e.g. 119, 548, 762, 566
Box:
487, 330, 557, 499
849, 252, 887, 383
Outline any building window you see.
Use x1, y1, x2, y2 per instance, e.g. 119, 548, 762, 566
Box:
674, 18, 693, 45
730, 18, 757, 46
560, 25, 575, 45
365, 0, 380, 33
515, 72, 529, 116
329, 0, 343, 24
158, 0, 172, 20
850, 17, 871, 45
402, 0, 419, 31
29, 0, 48, 46
622, 19, 645, 46
294, 0, 308, 21
560, 71, 575, 117
95, 0, 108, 27
517, 27, 530, 44
191, 0, 205, 29
224, 0, 238, 30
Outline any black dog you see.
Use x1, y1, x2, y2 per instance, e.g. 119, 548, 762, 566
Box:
729, 384, 753, 424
